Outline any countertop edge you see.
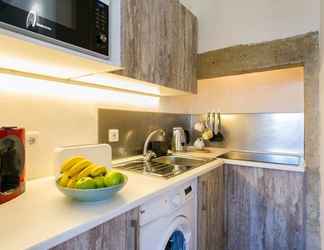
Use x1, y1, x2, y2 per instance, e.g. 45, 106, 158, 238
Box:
174, 148, 305, 172
222, 159, 305, 172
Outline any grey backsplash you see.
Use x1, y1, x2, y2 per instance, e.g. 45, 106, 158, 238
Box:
98, 109, 304, 159
98, 109, 191, 159
191, 113, 304, 155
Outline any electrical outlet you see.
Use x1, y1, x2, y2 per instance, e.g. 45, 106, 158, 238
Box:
109, 129, 119, 142
26, 131, 40, 146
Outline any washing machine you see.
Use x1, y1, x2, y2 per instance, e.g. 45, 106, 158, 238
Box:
139, 179, 197, 250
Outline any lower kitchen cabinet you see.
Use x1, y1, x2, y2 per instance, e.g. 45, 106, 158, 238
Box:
224, 164, 305, 250
50, 208, 139, 250
197, 166, 225, 250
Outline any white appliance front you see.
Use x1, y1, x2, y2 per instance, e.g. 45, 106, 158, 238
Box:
139, 179, 197, 250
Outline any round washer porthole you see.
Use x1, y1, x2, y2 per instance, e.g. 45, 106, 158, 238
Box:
165, 230, 186, 250
160, 216, 192, 250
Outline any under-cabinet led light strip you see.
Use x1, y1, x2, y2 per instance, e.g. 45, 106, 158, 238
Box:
0, 67, 162, 97
0, 68, 160, 109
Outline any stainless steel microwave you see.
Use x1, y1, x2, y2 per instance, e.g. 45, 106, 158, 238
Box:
0, 0, 110, 58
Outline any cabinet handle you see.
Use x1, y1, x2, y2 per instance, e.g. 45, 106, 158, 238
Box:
131, 219, 139, 250
202, 181, 207, 211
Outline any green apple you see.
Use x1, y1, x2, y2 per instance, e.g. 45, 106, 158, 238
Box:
75, 177, 96, 189
104, 172, 124, 187
94, 176, 105, 188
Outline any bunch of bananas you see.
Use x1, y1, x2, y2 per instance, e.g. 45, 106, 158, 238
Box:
57, 156, 118, 189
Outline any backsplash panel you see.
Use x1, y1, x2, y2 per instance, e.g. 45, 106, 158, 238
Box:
99, 110, 304, 159
98, 109, 191, 159
191, 113, 304, 155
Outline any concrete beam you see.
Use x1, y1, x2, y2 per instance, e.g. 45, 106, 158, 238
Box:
198, 32, 318, 79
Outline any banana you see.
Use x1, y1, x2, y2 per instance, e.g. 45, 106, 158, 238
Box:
67, 177, 78, 188
60, 156, 85, 173
67, 159, 92, 177
77, 164, 97, 179
58, 173, 70, 187
91, 165, 107, 177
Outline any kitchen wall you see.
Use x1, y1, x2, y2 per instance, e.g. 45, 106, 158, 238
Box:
0, 66, 303, 180
0, 1, 311, 182
180, 0, 320, 52
0, 73, 161, 180
160, 67, 304, 114
319, 1, 324, 247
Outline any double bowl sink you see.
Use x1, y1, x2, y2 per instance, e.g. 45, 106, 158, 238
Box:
114, 155, 215, 179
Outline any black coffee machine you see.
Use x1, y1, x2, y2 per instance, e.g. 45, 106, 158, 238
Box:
0, 127, 25, 204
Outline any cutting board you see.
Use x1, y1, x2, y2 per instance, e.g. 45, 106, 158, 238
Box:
54, 144, 112, 175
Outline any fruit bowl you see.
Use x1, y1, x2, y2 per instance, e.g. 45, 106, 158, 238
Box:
56, 174, 128, 202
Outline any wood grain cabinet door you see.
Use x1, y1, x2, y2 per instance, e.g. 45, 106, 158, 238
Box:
197, 166, 225, 250
50, 208, 139, 250
225, 165, 305, 250
121, 0, 198, 93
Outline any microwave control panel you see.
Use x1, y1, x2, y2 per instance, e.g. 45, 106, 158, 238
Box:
95, 0, 109, 56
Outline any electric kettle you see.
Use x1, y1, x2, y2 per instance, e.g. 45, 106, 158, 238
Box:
172, 127, 186, 152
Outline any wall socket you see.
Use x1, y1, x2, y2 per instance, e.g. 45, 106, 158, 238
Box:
109, 129, 119, 142
26, 131, 40, 146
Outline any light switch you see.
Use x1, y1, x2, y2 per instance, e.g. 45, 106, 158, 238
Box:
109, 129, 119, 142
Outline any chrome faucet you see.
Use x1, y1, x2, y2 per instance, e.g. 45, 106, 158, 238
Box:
143, 128, 166, 162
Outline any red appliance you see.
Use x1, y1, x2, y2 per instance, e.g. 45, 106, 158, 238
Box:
0, 127, 25, 204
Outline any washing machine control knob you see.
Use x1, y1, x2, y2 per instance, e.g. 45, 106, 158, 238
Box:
171, 193, 182, 207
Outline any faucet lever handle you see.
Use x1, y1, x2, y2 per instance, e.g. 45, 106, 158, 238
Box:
144, 151, 156, 162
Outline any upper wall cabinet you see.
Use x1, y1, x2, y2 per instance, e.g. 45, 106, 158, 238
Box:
121, 0, 198, 94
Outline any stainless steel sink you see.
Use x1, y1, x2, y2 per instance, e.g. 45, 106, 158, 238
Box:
152, 155, 210, 166
113, 155, 215, 179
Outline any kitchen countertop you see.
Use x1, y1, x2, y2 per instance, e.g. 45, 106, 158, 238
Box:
0, 148, 304, 250
0, 156, 223, 250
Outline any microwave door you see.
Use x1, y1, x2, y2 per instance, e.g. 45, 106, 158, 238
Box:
0, 0, 92, 52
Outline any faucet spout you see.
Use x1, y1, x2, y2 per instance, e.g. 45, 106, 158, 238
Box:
143, 129, 166, 161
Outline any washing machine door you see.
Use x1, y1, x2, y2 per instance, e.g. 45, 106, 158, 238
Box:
160, 216, 192, 250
